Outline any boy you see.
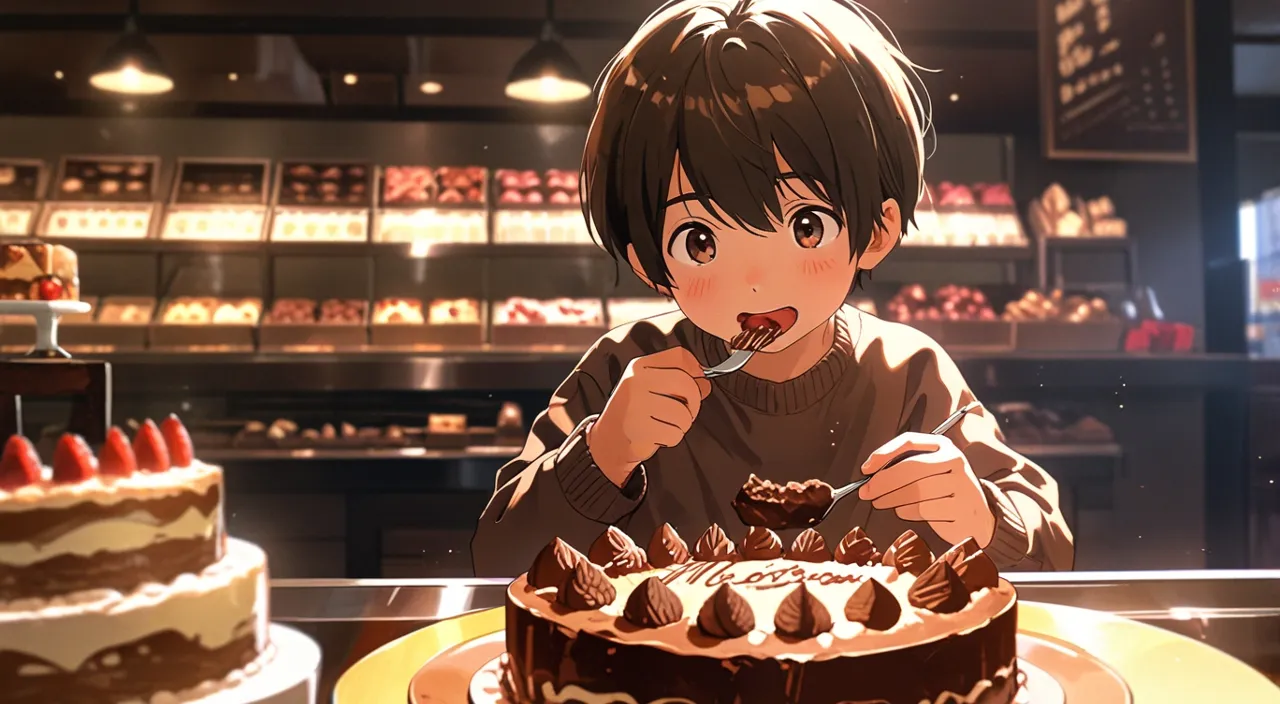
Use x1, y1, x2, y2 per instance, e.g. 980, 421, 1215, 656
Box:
473, 0, 1074, 576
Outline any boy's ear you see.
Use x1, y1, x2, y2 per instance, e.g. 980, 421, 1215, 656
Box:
857, 198, 902, 272
626, 244, 673, 297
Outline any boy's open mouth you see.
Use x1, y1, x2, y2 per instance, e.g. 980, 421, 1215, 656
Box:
737, 307, 798, 335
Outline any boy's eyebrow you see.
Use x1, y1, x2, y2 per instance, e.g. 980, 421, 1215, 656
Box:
663, 193, 704, 207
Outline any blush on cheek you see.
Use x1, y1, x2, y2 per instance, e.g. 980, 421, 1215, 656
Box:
800, 250, 845, 277
678, 272, 714, 301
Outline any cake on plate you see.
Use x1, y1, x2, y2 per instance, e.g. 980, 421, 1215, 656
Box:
0, 242, 79, 301
504, 523, 1017, 704
0, 416, 273, 703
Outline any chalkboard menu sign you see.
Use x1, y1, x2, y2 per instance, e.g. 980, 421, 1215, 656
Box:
1039, 0, 1197, 162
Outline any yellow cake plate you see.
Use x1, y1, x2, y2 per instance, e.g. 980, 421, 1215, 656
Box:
333, 601, 1280, 703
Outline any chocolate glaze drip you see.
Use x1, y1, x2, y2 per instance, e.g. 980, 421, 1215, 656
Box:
0, 534, 222, 601
588, 526, 638, 566
882, 529, 934, 576
908, 559, 971, 614
697, 583, 755, 639
788, 529, 833, 562
774, 583, 833, 639
0, 627, 259, 704
692, 524, 738, 562
623, 577, 683, 628
942, 542, 1000, 592
739, 527, 783, 560
844, 577, 902, 631
0, 484, 220, 545
528, 538, 583, 589
646, 523, 690, 569
557, 560, 615, 611
834, 527, 878, 566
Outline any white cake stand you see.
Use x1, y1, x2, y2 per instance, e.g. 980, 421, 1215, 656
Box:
0, 300, 90, 358
194, 624, 322, 704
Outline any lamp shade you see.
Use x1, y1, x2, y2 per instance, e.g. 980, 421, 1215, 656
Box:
504, 38, 591, 103
89, 29, 173, 95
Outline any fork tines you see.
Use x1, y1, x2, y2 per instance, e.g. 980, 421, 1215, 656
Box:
730, 325, 782, 352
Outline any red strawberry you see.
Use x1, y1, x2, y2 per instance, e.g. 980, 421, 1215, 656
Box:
160, 415, 194, 467
0, 435, 42, 489
133, 419, 171, 473
99, 427, 138, 477
38, 278, 63, 301
52, 434, 97, 483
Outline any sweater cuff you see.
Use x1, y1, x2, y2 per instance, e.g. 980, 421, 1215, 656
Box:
554, 417, 647, 524
979, 480, 1041, 570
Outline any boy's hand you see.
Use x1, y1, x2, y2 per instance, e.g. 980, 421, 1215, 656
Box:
857, 433, 996, 548
587, 347, 712, 487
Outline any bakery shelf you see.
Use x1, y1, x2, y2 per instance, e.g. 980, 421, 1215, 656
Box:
1012, 443, 1123, 459
1042, 236, 1134, 249
894, 245, 1032, 261
204, 445, 520, 462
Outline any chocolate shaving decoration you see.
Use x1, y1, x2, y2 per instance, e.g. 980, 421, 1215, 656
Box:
907, 558, 970, 614
646, 523, 691, 569
882, 529, 934, 576
604, 547, 650, 578
740, 526, 784, 560
692, 524, 739, 562
834, 527, 877, 566
623, 577, 684, 628
844, 578, 902, 631
589, 526, 639, 566
528, 537, 584, 589
788, 528, 833, 562
941, 543, 1000, 592
774, 583, 833, 639
557, 560, 617, 611
697, 584, 755, 639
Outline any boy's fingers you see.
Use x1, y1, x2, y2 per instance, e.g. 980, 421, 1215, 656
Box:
861, 433, 941, 475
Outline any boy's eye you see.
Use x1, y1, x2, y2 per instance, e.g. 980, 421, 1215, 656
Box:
670, 224, 717, 265
790, 206, 841, 249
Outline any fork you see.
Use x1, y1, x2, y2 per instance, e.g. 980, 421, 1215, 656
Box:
702, 326, 783, 379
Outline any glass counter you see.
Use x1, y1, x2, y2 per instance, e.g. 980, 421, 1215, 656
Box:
271, 570, 1280, 699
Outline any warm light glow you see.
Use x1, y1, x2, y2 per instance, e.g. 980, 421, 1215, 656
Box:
419, 80, 444, 95
343, 73, 358, 86
122, 101, 137, 113
90, 63, 173, 95
54, 70, 64, 80
228, 72, 239, 82
505, 74, 591, 103
409, 241, 434, 258
950, 93, 960, 102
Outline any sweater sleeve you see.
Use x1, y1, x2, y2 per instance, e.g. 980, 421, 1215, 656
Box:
471, 335, 648, 578
898, 339, 1076, 572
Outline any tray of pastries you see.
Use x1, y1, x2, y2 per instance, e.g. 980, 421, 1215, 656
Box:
270, 209, 368, 243
418, 297, 485, 346
907, 182, 1025, 247
172, 160, 269, 205
0, 161, 44, 203
0, 205, 38, 236
1028, 184, 1128, 239
150, 296, 260, 350
887, 284, 1012, 350
606, 298, 680, 328
162, 207, 266, 242
1003, 288, 1123, 351
374, 208, 487, 244
494, 168, 579, 209
61, 296, 150, 352
53, 156, 158, 202
40, 203, 155, 239
493, 209, 593, 244
371, 297, 431, 347
492, 296, 605, 347
260, 297, 368, 349
275, 162, 371, 207
381, 166, 487, 207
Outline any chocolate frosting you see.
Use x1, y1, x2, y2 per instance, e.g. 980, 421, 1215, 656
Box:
623, 576, 684, 628
0, 535, 220, 601
739, 526, 784, 560
907, 558, 971, 614
557, 560, 616, 611
604, 547, 649, 578
942, 542, 1000, 592
788, 529, 833, 562
528, 537, 584, 589
692, 524, 738, 562
731, 474, 834, 530
0, 484, 220, 545
647, 523, 691, 568
774, 583, 833, 639
696, 583, 755, 639
588, 526, 638, 566
882, 529, 933, 576
844, 577, 901, 631
834, 527, 877, 566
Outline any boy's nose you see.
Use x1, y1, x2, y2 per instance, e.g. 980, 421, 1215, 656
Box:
744, 267, 764, 291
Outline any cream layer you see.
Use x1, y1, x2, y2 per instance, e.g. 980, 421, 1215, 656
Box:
0, 462, 222, 511
0, 505, 219, 566
0, 539, 268, 672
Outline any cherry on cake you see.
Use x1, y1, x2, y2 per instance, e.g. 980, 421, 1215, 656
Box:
504, 524, 1017, 704
0, 416, 272, 704
0, 243, 79, 301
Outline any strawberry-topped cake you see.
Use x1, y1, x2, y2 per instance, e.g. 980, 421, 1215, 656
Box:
0, 416, 272, 703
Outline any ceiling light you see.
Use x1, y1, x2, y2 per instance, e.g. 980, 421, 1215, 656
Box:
89, 4, 173, 95
419, 80, 443, 95
54, 70, 64, 80
950, 93, 960, 102
505, 0, 591, 103
343, 73, 358, 86
228, 72, 239, 82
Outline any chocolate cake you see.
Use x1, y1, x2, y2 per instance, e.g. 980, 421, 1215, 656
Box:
503, 524, 1018, 704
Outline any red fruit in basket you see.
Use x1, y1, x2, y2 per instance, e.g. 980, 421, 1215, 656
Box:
133, 419, 171, 473
99, 426, 138, 477
52, 433, 97, 483
0, 435, 41, 489
161, 415, 194, 467
37, 278, 64, 300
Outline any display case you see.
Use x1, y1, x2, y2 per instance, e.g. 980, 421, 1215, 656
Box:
0, 158, 47, 236
373, 165, 488, 245
39, 155, 161, 239
269, 161, 372, 243
160, 158, 271, 242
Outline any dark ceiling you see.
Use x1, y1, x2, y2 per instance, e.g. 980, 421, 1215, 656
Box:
0, 0, 1275, 131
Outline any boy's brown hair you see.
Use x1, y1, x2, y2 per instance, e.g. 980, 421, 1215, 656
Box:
581, 0, 931, 290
